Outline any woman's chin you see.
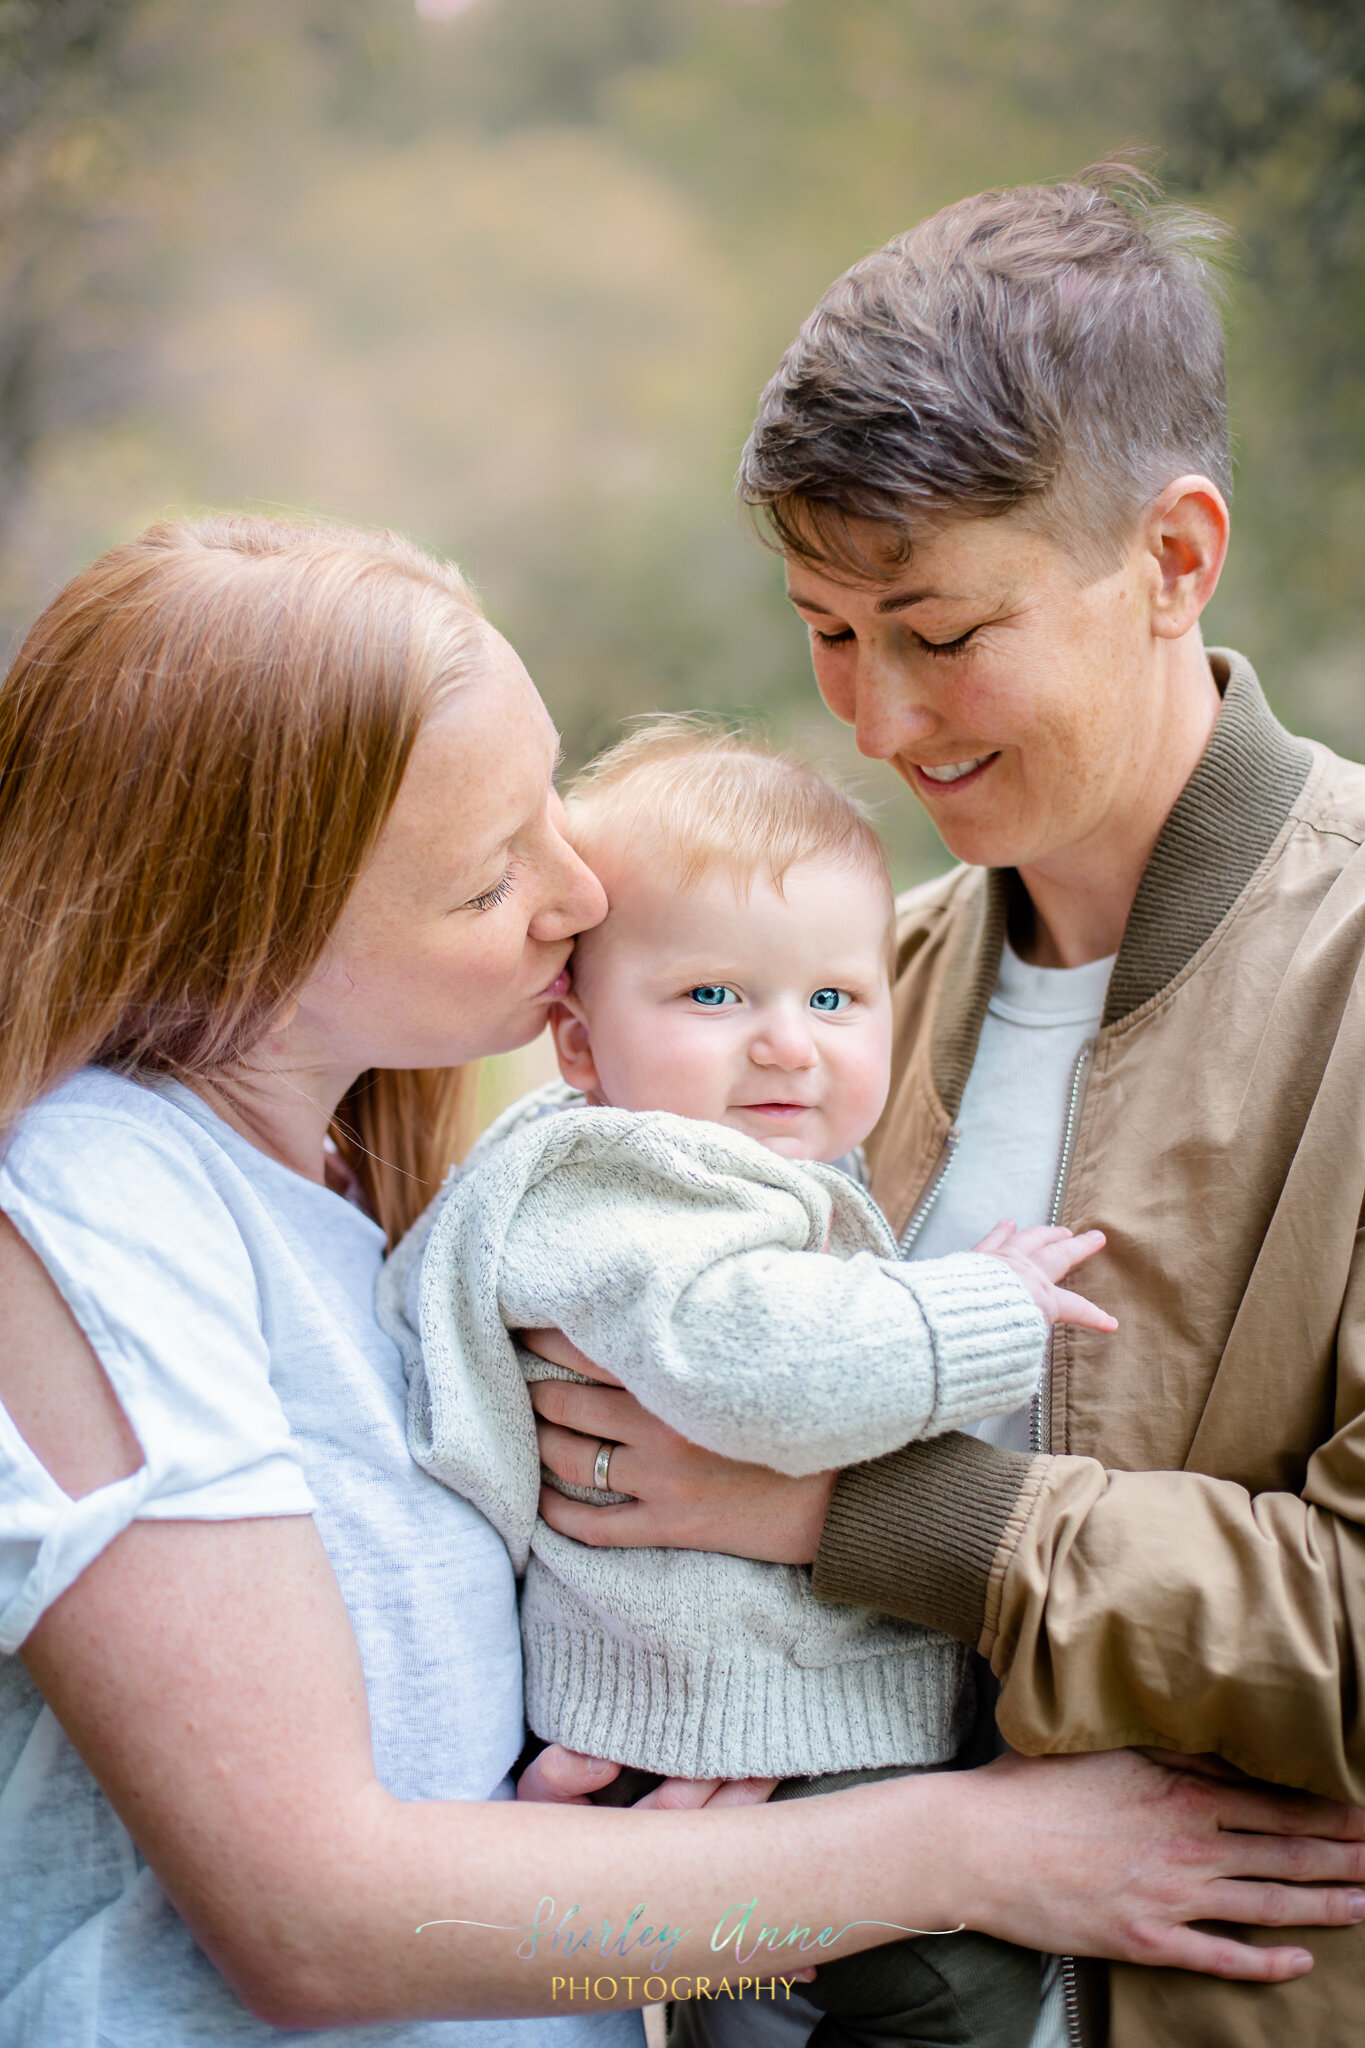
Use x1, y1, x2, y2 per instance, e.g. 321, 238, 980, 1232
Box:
481, 1010, 556, 1060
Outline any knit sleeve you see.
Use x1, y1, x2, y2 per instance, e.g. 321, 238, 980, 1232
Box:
492, 1111, 1045, 1475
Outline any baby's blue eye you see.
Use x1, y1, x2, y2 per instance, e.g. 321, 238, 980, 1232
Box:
810, 988, 851, 1013
690, 985, 737, 1007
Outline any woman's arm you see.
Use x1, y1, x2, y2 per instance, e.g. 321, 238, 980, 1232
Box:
10, 1225, 1365, 2028
0, 1209, 144, 1491
26, 1515, 1365, 2024
527, 1330, 1365, 1812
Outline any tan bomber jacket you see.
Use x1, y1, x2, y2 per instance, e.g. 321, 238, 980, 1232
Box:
811, 651, 1365, 2047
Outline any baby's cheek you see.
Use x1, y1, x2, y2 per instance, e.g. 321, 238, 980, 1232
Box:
609, 1022, 730, 1121
653, 1038, 736, 1121
833, 1043, 894, 1148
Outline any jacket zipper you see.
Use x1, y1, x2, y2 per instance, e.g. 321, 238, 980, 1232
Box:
1033, 1040, 1093, 1457
899, 1050, 1093, 2046
1034, 1039, 1094, 2048
896, 1128, 960, 1256
1048, 1039, 1091, 1231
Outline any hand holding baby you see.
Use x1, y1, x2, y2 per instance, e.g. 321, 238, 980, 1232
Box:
973, 1221, 1118, 1332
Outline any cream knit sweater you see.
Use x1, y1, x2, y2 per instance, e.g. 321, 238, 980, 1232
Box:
378, 1086, 1045, 1778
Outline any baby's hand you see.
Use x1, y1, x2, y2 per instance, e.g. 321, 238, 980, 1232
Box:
973, 1221, 1118, 1333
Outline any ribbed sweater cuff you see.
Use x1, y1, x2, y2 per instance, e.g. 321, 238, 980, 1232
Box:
812, 1431, 1038, 1647
885, 1251, 1045, 1434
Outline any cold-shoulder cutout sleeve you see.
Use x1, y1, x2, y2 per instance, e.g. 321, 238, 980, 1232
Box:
0, 1097, 313, 1650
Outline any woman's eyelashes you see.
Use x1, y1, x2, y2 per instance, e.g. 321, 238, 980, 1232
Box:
464, 862, 519, 912
918, 629, 977, 659
812, 624, 978, 657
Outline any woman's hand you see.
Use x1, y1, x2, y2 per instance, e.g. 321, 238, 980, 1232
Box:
946, 1747, 1365, 1978
522, 1328, 832, 1564
518, 1752, 817, 1983
516, 1743, 779, 1810
522, 1740, 1365, 1981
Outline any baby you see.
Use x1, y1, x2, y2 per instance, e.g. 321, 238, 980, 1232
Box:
379, 718, 1113, 2048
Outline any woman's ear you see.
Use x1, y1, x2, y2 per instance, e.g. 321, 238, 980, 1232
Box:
548, 1001, 602, 1097
1145, 474, 1230, 640
261, 997, 301, 1044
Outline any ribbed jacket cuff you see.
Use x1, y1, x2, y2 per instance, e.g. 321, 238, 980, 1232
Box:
812, 1432, 1038, 1646
884, 1252, 1046, 1434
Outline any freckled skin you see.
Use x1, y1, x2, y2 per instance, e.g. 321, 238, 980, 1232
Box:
294, 630, 607, 1085
784, 499, 1226, 966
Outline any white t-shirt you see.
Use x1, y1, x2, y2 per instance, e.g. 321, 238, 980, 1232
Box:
911, 936, 1114, 2048
911, 938, 1115, 1453
0, 1067, 643, 2048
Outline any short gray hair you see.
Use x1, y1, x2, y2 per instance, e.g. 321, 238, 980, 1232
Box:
739, 163, 1233, 576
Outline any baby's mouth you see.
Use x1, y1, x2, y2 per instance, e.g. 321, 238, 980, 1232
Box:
734, 1101, 813, 1119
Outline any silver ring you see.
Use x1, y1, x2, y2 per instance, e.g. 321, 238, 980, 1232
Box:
592, 1441, 616, 1492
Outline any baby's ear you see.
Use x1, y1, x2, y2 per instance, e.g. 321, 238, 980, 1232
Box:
548, 1000, 601, 1096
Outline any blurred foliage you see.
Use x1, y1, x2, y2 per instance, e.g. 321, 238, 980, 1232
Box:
0, 0, 150, 514
0, 0, 1362, 889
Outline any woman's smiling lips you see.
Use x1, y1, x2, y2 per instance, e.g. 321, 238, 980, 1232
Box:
908, 751, 1000, 794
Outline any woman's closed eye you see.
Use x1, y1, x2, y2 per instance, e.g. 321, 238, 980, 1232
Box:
917, 628, 977, 659
811, 623, 979, 657
809, 988, 852, 1014
689, 985, 739, 1008
463, 863, 519, 913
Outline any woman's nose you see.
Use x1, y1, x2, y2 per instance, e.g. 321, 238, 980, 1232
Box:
529, 833, 608, 943
850, 651, 939, 763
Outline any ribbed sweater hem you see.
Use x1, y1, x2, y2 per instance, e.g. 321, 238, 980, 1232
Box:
522, 1618, 972, 1779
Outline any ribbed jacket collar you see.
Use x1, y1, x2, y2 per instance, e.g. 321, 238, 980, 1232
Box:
928, 650, 1314, 1119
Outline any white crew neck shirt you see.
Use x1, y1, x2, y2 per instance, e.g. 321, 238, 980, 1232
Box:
0, 1067, 642, 2048
910, 935, 1114, 2048
909, 938, 1114, 1453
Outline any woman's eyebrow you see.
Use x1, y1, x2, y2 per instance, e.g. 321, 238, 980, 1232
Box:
785, 587, 844, 615
785, 585, 966, 615
874, 587, 968, 613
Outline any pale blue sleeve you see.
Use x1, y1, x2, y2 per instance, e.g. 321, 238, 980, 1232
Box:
0, 1104, 313, 1652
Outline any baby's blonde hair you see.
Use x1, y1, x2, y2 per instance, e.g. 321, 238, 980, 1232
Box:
564, 715, 892, 904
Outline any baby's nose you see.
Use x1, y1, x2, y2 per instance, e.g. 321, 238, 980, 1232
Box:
750, 1011, 819, 1070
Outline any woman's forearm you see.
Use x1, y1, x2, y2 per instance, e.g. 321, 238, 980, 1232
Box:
22, 1514, 957, 2026
260, 1774, 963, 2027
24, 1515, 1365, 2029
124, 1750, 1365, 2028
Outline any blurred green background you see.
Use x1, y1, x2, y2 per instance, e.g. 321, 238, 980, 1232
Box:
3, 0, 1363, 910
